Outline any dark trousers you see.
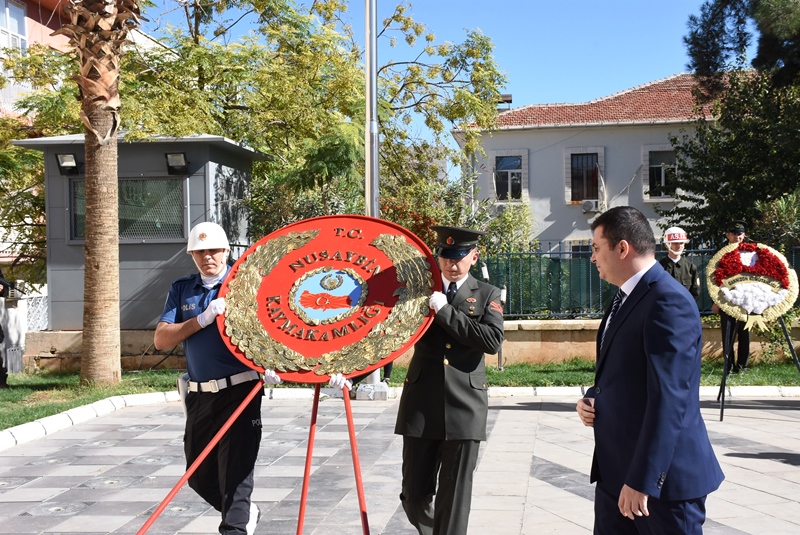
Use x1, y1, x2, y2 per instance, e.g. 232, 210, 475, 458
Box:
400, 436, 480, 535
184, 380, 263, 534
594, 482, 707, 535
720, 311, 750, 371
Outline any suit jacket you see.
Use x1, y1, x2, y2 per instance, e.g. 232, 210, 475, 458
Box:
586, 262, 724, 500
395, 274, 504, 441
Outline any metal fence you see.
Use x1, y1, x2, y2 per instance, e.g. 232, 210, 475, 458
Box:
480, 244, 800, 319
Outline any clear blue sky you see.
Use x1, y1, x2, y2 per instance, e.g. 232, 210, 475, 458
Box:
345, 0, 707, 106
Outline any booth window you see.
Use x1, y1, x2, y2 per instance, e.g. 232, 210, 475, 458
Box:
70, 177, 184, 240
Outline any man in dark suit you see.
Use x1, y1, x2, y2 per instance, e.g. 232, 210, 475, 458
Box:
576, 206, 724, 535
395, 225, 505, 535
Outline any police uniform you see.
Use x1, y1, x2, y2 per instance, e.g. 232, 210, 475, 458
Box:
395, 226, 505, 535
159, 265, 263, 534
659, 256, 700, 300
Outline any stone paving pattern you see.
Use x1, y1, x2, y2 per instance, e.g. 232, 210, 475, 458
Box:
1, 387, 799, 534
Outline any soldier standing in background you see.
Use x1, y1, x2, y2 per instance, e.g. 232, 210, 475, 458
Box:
659, 227, 700, 302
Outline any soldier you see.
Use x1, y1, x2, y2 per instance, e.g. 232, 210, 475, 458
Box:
395, 225, 505, 535
711, 220, 750, 374
659, 226, 700, 301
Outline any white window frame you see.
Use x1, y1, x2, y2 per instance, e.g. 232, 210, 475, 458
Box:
490, 149, 528, 203
642, 144, 678, 202
564, 146, 604, 204
0, 0, 27, 53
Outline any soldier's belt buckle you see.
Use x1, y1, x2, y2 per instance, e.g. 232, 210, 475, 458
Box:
209, 379, 219, 393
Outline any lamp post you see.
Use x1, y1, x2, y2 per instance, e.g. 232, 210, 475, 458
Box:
357, 0, 388, 397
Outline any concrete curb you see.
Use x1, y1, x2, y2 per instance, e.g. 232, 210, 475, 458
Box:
2, 385, 797, 453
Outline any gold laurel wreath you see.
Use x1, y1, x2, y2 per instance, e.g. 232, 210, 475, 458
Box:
224, 231, 432, 376
706, 242, 799, 327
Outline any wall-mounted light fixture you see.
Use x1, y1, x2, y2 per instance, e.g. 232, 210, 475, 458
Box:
165, 152, 188, 175
55, 153, 80, 175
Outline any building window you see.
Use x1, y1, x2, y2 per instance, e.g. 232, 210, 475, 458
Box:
495, 155, 522, 201
70, 177, 185, 241
648, 150, 677, 198
489, 149, 528, 203
570, 153, 598, 201
0, 0, 27, 53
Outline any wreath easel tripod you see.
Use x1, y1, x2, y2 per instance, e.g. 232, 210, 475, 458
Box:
707, 242, 800, 421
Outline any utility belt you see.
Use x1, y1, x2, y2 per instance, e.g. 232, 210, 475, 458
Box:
187, 370, 260, 393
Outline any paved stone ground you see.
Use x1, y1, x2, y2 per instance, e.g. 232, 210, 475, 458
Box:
1, 388, 800, 534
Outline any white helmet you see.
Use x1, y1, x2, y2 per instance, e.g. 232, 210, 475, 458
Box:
663, 226, 689, 245
187, 222, 230, 253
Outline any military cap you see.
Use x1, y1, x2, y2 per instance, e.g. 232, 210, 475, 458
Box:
431, 225, 485, 259
727, 220, 746, 235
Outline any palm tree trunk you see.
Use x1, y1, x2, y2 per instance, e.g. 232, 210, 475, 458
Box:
80, 107, 121, 386
53, 0, 142, 386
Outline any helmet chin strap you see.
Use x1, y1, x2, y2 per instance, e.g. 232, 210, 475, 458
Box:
198, 252, 229, 288
667, 243, 684, 258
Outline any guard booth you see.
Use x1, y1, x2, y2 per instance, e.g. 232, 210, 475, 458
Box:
12, 134, 268, 331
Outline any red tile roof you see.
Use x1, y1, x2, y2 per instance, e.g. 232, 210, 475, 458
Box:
495, 73, 709, 129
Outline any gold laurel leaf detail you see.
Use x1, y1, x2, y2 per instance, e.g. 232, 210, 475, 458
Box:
313, 233, 432, 376
224, 231, 320, 371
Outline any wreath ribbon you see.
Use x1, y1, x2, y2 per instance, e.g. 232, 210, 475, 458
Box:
743, 314, 768, 332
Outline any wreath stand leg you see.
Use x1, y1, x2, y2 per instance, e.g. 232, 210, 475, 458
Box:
297, 384, 321, 535
778, 316, 800, 374
296, 384, 370, 535
136, 381, 264, 534
717, 315, 737, 421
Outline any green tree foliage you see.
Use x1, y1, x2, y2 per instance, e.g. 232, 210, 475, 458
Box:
2, 0, 527, 259
754, 186, 800, 249
0, 119, 46, 284
686, 0, 800, 95
671, 1, 800, 243
663, 71, 800, 242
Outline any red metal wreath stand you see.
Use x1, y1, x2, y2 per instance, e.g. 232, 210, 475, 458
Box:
136, 381, 370, 535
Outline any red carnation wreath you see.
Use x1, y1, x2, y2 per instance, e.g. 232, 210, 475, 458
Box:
706, 242, 799, 330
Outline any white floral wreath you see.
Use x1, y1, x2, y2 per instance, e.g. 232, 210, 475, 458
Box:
706, 242, 799, 331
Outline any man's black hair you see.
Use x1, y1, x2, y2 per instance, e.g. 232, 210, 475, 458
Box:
590, 206, 656, 256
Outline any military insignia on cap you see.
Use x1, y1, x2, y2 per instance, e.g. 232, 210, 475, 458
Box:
446, 236, 455, 245
198, 232, 208, 241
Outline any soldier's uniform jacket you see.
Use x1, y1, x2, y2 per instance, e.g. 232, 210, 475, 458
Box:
659, 256, 700, 299
395, 274, 504, 441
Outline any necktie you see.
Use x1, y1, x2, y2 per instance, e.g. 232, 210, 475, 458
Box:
600, 289, 625, 350
446, 282, 458, 304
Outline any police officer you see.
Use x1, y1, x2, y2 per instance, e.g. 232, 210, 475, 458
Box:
711, 220, 750, 374
659, 226, 700, 301
395, 225, 505, 535
154, 222, 281, 535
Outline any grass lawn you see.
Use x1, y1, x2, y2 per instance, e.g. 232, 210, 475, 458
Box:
2, 358, 799, 431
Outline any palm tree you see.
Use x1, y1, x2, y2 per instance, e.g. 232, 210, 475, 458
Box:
53, 0, 142, 385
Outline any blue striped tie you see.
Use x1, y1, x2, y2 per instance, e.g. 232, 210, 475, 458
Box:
601, 289, 625, 350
